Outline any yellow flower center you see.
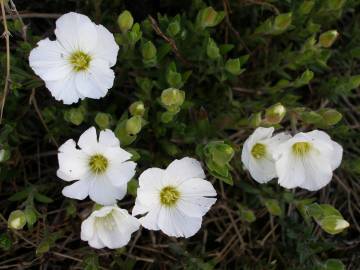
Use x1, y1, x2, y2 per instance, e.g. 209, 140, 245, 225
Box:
292, 142, 311, 156
251, 143, 266, 159
89, 154, 108, 174
160, 186, 180, 207
69, 51, 91, 72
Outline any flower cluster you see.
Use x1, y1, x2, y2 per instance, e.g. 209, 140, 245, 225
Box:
241, 127, 343, 191
28, 11, 344, 251
57, 127, 217, 248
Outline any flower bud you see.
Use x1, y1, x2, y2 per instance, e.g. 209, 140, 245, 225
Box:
299, 0, 315, 14
273, 13, 292, 32
249, 112, 262, 127
208, 142, 234, 166
0, 148, 10, 162
8, 210, 26, 230
65, 108, 84, 126
125, 116, 142, 135
118, 10, 134, 33
141, 41, 157, 61
167, 21, 181, 37
265, 103, 286, 124
207, 38, 220, 60
225, 58, 242, 75
95, 112, 111, 130
197, 6, 225, 28
129, 101, 145, 116
161, 88, 185, 108
161, 111, 175, 123
319, 30, 339, 48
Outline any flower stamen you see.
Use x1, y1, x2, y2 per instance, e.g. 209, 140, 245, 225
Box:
89, 154, 108, 174
69, 51, 91, 72
160, 186, 180, 207
251, 143, 266, 159
292, 142, 311, 156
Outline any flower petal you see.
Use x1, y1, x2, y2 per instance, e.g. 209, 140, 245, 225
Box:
132, 198, 149, 216
276, 152, 306, 189
99, 129, 119, 147
75, 71, 108, 100
78, 127, 98, 154
177, 197, 216, 218
138, 205, 161, 230
97, 209, 139, 249
247, 157, 277, 183
178, 178, 216, 197
88, 176, 127, 205
80, 215, 95, 241
55, 12, 98, 53
62, 179, 90, 200
107, 161, 136, 187
158, 207, 202, 238
45, 73, 82, 105
57, 139, 88, 181
299, 151, 333, 191
29, 38, 72, 81
92, 25, 119, 66
164, 157, 205, 185
138, 168, 165, 191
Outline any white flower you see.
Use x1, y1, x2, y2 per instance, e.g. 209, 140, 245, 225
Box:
241, 127, 291, 183
57, 127, 136, 205
274, 130, 343, 191
29, 12, 119, 104
132, 157, 217, 238
81, 205, 140, 249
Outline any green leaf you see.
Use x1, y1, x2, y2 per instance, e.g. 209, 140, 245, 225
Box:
323, 259, 345, 270
34, 192, 54, 204
0, 233, 12, 251
8, 190, 29, 201
264, 199, 282, 216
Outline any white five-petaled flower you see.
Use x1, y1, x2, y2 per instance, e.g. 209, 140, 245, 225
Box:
241, 127, 290, 183
132, 157, 217, 238
81, 205, 140, 249
273, 130, 343, 191
29, 12, 119, 104
57, 127, 136, 205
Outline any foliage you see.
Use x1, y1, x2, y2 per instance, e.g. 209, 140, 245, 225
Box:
0, 0, 360, 269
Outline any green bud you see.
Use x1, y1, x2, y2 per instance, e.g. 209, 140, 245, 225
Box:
125, 116, 142, 135
207, 38, 220, 60
95, 112, 111, 130
197, 6, 225, 28
118, 10, 134, 33
128, 23, 142, 45
319, 216, 349, 235
129, 101, 145, 116
65, 108, 84, 126
161, 88, 185, 108
318, 109, 342, 126
238, 205, 256, 223
161, 111, 175, 123
265, 103, 286, 124
8, 210, 26, 230
326, 0, 345, 10
249, 112, 262, 127
319, 30, 339, 48
273, 13, 292, 32
264, 199, 282, 216
207, 142, 234, 166
166, 21, 181, 37
299, 0, 315, 14
0, 148, 10, 162
24, 206, 37, 229
166, 70, 182, 88
141, 41, 157, 60
225, 58, 242, 75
